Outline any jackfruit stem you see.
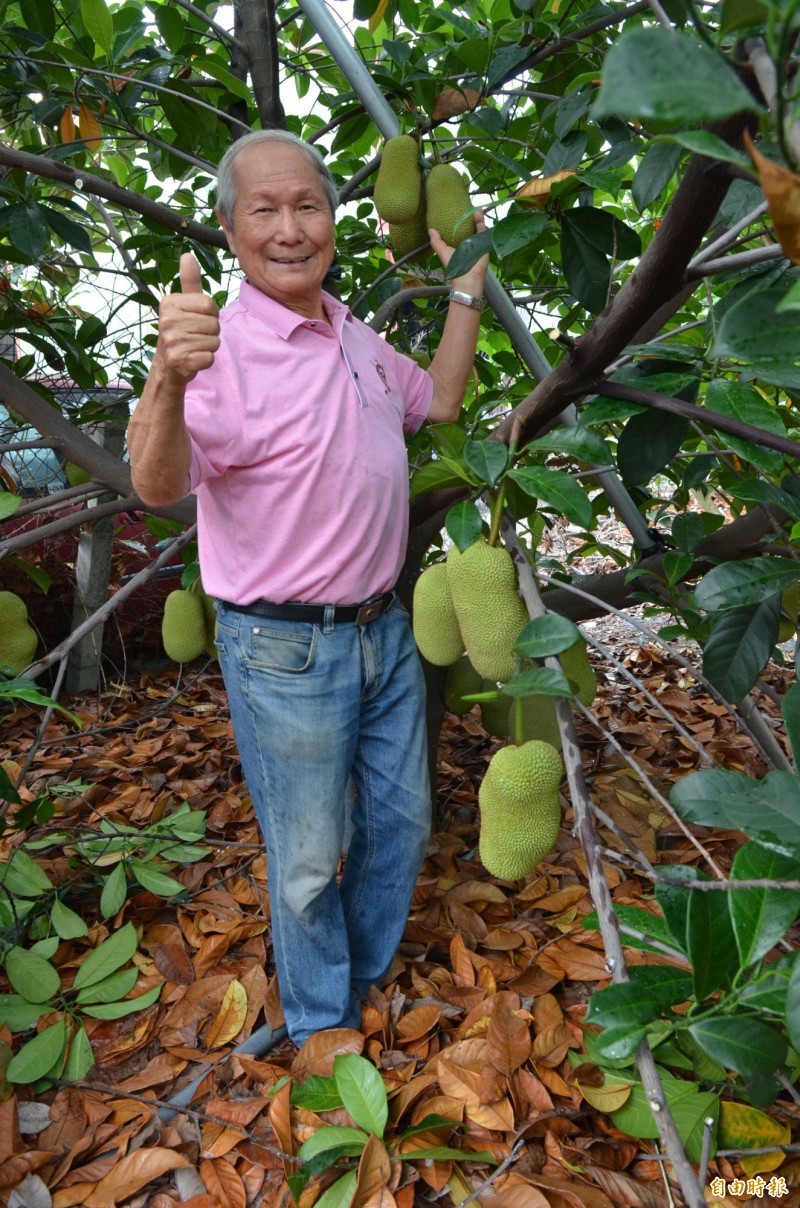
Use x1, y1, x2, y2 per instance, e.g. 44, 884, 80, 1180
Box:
488, 488, 505, 547
513, 693, 525, 746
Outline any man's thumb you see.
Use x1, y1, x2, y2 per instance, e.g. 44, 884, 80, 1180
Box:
179, 252, 204, 294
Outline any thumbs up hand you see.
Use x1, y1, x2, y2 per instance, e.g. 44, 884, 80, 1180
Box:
155, 252, 221, 383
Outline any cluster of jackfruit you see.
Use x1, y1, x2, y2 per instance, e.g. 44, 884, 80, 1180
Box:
476, 639, 597, 750
0, 592, 37, 675
779, 583, 799, 643
479, 739, 563, 880
413, 538, 528, 682
374, 136, 477, 261
161, 578, 217, 664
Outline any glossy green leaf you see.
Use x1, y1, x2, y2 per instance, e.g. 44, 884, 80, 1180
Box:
0, 850, 53, 897
129, 858, 185, 897
463, 439, 508, 486
334, 1053, 388, 1137
656, 131, 750, 170
0, 994, 49, 1032
617, 409, 688, 488
720, 0, 769, 31
583, 904, 677, 953
0, 492, 22, 521
6, 1019, 67, 1084
588, 1024, 647, 1062
713, 771, 800, 858
63, 1022, 95, 1080
669, 768, 750, 829
445, 501, 482, 551
5, 947, 60, 1004
592, 28, 757, 124
7, 203, 49, 261
689, 1017, 787, 1079
560, 215, 611, 314
75, 965, 139, 1005
787, 958, 800, 1052
687, 877, 739, 998
502, 667, 572, 698
100, 862, 127, 919
313, 1170, 357, 1208
704, 379, 786, 474
298, 1125, 369, 1160
530, 424, 611, 465
711, 287, 800, 389
410, 457, 472, 498
610, 1077, 718, 1163
728, 842, 800, 968
507, 467, 592, 529
444, 230, 493, 280
51, 898, 90, 940
291, 1074, 344, 1112
783, 683, 800, 771
491, 211, 548, 259
81, 984, 161, 1019
695, 558, 800, 613
72, 922, 138, 990
738, 953, 798, 1015
81, 0, 114, 56
632, 142, 683, 211
702, 595, 780, 702
514, 616, 581, 659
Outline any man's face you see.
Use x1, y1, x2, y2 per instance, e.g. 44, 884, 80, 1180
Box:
218, 143, 335, 320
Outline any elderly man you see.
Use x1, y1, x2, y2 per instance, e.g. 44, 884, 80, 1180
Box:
128, 129, 488, 1046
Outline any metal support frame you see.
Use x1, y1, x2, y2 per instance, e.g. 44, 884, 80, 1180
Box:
297, 0, 656, 554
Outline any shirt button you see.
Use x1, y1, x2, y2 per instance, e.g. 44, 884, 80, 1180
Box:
310, 321, 317, 327
353, 372, 359, 378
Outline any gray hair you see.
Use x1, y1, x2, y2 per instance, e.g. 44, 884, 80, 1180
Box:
216, 131, 338, 227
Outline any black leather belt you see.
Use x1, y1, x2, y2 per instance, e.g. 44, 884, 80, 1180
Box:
221, 590, 395, 626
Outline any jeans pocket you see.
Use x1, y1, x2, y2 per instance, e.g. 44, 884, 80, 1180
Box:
249, 624, 316, 673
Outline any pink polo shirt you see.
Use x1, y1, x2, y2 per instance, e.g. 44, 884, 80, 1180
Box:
185, 282, 433, 605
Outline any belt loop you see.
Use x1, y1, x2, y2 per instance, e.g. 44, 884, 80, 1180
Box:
323, 604, 336, 634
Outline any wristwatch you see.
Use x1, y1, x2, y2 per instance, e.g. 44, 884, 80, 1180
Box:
449, 289, 485, 311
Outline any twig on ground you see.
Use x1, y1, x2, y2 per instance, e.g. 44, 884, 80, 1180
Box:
457, 1139, 526, 1207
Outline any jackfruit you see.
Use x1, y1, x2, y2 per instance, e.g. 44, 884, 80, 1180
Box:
446, 539, 528, 682
479, 739, 563, 880
559, 639, 597, 706
425, 163, 476, 248
389, 198, 430, 263
374, 135, 422, 223
444, 655, 482, 714
0, 591, 37, 675
516, 693, 562, 750
161, 589, 207, 663
413, 563, 464, 666
188, 576, 218, 660
480, 686, 511, 738
779, 583, 799, 642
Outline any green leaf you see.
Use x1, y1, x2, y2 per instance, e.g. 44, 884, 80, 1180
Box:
738, 952, 798, 1014
632, 142, 683, 211
583, 904, 677, 953
592, 28, 757, 125
787, 958, 800, 1052
129, 858, 185, 897
669, 768, 750, 829
63, 1022, 95, 1080
783, 683, 800, 771
297, 1125, 369, 1160
502, 667, 572, 698
313, 1170, 358, 1208
654, 865, 702, 951
153, 3, 186, 51
72, 922, 138, 990
6, 1019, 67, 1084
713, 770, 800, 858
507, 467, 592, 529
728, 842, 800, 968
711, 286, 800, 390
7, 203, 49, 261
656, 131, 751, 170
704, 379, 786, 474
689, 1017, 787, 1079
491, 211, 549, 259
445, 501, 482, 552
43, 207, 93, 255
560, 215, 611, 314
530, 424, 612, 465
587, 1024, 647, 1061
5, 947, 60, 1004
0, 493, 22, 521
0, 994, 49, 1032
585, 983, 675, 1029
410, 458, 472, 498
430, 423, 469, 460
463, 439, 508, 486
610, 1076, 718, 1163
334, 1053, 388, 1137
0, 850, 53, 897
687, 878, 739, 998
720, 0, 769, 32
695, 558, 800, 613
81, 984, 161, 1019
81, 0, 114, 56
51, 898, 90, 940
100, 862, 127, 919
514, 616, 582, 659
291, 1074, 344, 1112
75, 965, 139, 1005
617, 409, 688, 488
444, 230, 493, 280
702, 595, 780, 702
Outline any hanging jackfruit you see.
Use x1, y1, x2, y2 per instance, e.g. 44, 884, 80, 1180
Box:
389, 198, 430, 263
374, 135, 422, 223
779, 583, 799, 643
480, 686, 511, 739
425, 163, 476, 247
0, 591, 37, 675
443, 655, 482, 714
188, 576, 218, 660
516, 693, 562, 750
479, 739, 563, 880
447, 539, 528, 682
65, 460, 90, 487
162, 589, 207, 664
413, 562, 464, 666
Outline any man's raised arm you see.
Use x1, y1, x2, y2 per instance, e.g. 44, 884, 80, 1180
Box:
127, 252, 220, 507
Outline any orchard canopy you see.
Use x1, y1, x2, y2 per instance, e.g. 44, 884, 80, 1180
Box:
3, 0, 800, 699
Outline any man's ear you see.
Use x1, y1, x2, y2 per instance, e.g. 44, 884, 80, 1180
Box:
217, 212, 236, 255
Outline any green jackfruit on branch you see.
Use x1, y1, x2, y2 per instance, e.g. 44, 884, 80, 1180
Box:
559, 639, 597, 706
162, 589, 208, 664
779, 583, 799, 643
413, 563, 464, 666
189, 576, 218, 660
374, 135, 422, 223
444, 655, 482, 714
425, 163, 477, 247
389, 198, 429, 264
0, 591, 37, 675
479, 740, 563, 881
447, 539, 529, 682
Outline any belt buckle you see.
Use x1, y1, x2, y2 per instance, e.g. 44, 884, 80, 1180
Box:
356, 599, 383, 626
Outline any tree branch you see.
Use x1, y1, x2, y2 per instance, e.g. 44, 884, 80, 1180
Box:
239, 0, 286, 130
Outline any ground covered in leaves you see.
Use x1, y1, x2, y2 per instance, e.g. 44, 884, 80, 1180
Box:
1, 636, 798, 1208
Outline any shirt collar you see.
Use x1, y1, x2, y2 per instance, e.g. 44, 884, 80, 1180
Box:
237, 280, 352, 340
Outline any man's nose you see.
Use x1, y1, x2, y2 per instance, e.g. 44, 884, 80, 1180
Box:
275, 207, 303, 240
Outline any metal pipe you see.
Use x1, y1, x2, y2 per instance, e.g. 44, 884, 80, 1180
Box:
158, 1022, 288, 1122
296, 0, 655, 552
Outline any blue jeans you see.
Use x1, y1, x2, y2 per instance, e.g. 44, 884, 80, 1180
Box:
214, 598, 430, 1045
